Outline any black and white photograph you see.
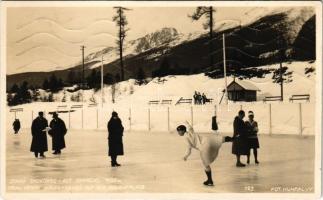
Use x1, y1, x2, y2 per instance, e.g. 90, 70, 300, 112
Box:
0, 1, 321, 199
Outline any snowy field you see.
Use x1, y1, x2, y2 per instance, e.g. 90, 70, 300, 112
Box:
7, 61, 316, 135
6, 128, 315, 193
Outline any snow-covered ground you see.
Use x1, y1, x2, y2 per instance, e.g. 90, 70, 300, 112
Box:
7, 61, 316, 135
6, 129, 315, 193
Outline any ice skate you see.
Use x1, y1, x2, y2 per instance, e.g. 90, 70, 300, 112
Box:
236, 162, 246, 167
111, 162, 121, 167
203, 180, 214, 186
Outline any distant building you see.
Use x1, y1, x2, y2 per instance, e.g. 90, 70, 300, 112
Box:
226, 79, 260, 102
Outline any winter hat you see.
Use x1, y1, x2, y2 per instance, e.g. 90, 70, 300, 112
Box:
53, 112, 58, 118
112, 111, 118, 117
248, 111, 254, 116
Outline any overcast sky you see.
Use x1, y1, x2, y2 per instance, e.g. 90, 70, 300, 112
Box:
6, 6, 287, 74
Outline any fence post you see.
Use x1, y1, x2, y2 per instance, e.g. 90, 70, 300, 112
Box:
129, 108, 132, 131
148, 108, 151, 131
299, 103, 303, 136
167, 107, 170, 131
96, 108, 99, 129
82, 109, 84, 129
214, 105, 217, 116
191, 106, 194, 128
269, 104, 272, 135
68, 110, 71, 129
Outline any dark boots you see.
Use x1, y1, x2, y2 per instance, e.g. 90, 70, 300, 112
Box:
254, 149, 259, 164
236, 155, 246, 167
203, 170, 214, 186
224, 136, 233, 142
111, 155, 121, 167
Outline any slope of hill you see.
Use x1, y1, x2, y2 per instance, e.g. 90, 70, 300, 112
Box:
6, 8, 315, 91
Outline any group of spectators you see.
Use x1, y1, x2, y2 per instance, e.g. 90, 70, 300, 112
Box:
193, 91, 209, 105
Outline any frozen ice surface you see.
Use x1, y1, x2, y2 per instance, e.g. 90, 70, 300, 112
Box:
6, 128, 315, 193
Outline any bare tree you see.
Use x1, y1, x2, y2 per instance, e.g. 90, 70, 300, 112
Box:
113, 7, 130, 81
189, 6, 215, 68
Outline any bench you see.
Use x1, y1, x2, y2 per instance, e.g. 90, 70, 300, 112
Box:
57, 105, 67, 110
9, 108, 23, 112
205, 98, 213, 103
263, 96, 282, 102
161, 100, 172, 105
71, 105, 83, 109
176, 97, 192, 105
148, 100, 159, 105
289, 94, 310, 102
49, 110, 74, 114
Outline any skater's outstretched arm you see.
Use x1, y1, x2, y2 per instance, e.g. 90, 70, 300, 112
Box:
184, 121, 194, 133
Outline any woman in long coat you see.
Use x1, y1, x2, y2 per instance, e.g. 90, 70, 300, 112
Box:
177, 121, 232, 186
49, 112, 67, 155
232, 110, 249, 167
30, 112, 48, 158
107, 111, 124, 167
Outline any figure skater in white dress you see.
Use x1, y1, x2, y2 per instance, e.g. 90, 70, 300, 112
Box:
177, 121, 232, 186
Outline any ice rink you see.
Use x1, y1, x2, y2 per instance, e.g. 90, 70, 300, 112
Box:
6, 128, 315, 193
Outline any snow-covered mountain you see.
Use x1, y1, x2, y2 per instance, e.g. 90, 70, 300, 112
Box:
7, 7, 316, 91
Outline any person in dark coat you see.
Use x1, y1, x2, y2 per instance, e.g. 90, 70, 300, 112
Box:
48, 112, 67, 155
107, 111, 124, 167
13, 119, 21, 134
202, 93, 207, 104
30, 112, 48, 158
245, 111, 260, 165
232, 110, 249, 167
211, 115, 218, 132
193, 91, 198, 105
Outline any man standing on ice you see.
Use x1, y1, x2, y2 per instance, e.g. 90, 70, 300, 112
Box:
177, 121, 232, 186
232, 110, 249, 167
30, 112, 48, 159
48, 112, 67, 155
107, 111, 124, 167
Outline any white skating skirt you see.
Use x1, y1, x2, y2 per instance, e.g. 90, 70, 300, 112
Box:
199, 134, 223, 167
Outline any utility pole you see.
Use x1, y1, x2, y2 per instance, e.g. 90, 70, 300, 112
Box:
209, 6, 214, 68
223, 33, 228, 104
81, 45, 86, 102
280, 59, 283, 101
101, 55, 104, 107
279, 36, 284, 101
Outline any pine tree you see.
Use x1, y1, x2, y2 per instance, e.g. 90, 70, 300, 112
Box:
67, 70, 76, 85
49, 74, 59, 92
48, 92, 54, 102
43, 78, 50, 90
113, 7, 131, 81
189, 7, 215, 68
57, 78, 64, 89
10, 84, 19, 93
19, 81, 31, 103
136, 67, 146, 85
104, 73, 114, 85
272, 66, 293, 84
7, 93, 14, 106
